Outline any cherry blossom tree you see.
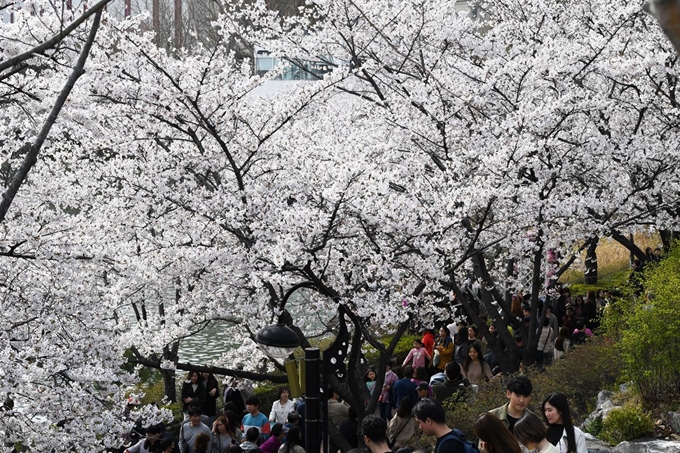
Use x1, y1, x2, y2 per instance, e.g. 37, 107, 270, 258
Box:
68, 0, 680, 405
0, 1, 178, 452
228, 0, 680, 369
4, 0, 680, 450
71, 19, 428, 407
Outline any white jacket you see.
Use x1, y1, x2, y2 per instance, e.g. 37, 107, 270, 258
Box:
558, 426, 587, 453
269, 399, 295, 424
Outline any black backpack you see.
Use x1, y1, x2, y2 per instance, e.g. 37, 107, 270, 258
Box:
436, 429, 480, 453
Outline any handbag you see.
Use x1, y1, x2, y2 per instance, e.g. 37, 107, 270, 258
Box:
389, 416, 410, 448
432, 349, 441, 367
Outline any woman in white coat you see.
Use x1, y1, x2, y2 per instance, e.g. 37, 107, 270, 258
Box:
269, 387, 295, 425
542, 393, 587, 453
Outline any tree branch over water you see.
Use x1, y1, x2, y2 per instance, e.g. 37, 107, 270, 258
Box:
126, 355, 288, 383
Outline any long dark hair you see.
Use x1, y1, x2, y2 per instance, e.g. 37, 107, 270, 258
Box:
186, 370, 202, 382
224, 410, 240, 437
159, 438, 175, 453
473, 412, 521, 453
414, 366, 427, 382
555, 326, 571, 352
543, 393, 576, 453
283, 426, 302, 453
396, 396, 414, 418
462, 340, 486, 374
215, 414, 238, 439
513, 412, 548, 447
206, 372, 218, 385
194, 432, 210, 453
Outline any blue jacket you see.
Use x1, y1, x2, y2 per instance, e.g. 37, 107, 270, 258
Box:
392, 378, 418, 408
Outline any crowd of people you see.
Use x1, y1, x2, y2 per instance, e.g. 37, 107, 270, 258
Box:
357, 376, 586, 453
122, 284, 606, 453
346, 285, 602, 453
122, 373, 301, 453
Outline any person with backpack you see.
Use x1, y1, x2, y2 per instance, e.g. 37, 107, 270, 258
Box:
387, 396, 418, 448
432, 362, 470, 404
411, 398, 477, 453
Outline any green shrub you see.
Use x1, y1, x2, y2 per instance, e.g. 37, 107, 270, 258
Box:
585, 415, 604, 437
600, 405, 654, 445
253, 383, 281, 416
445, 378, 508, 439
442, 337, 622, 440
138, 379, 167, 405
393, 334, 420, 357
606, 244, 680, 408
135, 378, 183, 421
529, 336, 623, 422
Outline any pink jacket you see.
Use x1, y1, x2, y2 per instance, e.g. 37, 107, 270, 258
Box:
402, 347, 431, 369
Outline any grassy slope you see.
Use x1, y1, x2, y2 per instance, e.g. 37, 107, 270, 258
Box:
559, 232, 661, 292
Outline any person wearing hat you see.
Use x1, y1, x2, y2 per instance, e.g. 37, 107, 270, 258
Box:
432, 362, 470, 403
416, 381, 430, 401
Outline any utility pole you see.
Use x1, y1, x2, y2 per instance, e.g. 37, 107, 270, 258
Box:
153, 0, 160, 45
174, 0, 181, 49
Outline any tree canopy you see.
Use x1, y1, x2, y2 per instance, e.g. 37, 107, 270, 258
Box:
1, 0, 680, 450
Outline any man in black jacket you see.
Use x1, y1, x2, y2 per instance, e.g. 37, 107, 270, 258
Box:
432, 362, 470, 403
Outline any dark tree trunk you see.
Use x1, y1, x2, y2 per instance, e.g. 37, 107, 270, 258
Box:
660, 229, 680, 252
584, 236, 598, 284
523, 228, 545, 369
611, 229, 648, 264
153, 0, 160, 43
162, 342, 179, 403
629, 233, 635, 265
449, 261, 522, 374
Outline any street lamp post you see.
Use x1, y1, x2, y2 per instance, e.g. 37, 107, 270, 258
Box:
302, 348, 321, 453
254, 283, 323, 453
256, 282, 422, 453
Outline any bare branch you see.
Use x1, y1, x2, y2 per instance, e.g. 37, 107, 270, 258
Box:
0, 9, 104, 223
0, 0, 111, 76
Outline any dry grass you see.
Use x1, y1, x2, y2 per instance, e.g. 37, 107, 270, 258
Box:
559, 232, 662, 289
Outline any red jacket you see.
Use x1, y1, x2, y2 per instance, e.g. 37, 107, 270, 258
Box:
421, 331, 435, 358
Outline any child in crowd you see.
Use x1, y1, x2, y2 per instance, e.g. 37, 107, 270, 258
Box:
402, 339, 431, 369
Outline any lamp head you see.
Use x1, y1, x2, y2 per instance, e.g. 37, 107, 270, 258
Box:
256, 323, 300, 359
